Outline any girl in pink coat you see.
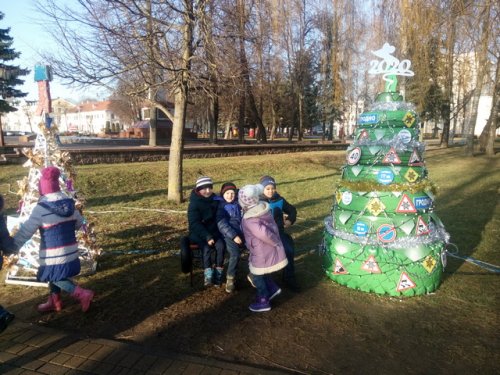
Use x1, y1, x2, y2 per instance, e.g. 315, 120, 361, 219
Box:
238, 184, 287, 312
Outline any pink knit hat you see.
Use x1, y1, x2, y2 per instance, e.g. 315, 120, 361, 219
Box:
39, 166, 61, 195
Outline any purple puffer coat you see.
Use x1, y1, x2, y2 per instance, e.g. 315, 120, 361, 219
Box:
241, 202, 288, 275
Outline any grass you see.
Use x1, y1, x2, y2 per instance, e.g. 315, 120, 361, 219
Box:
0, 147, 498, 373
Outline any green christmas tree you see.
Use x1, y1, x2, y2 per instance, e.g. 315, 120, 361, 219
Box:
0, 11, 29, 114
323, 44, 449, 297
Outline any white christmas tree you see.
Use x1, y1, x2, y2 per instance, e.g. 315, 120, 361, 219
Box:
6, 65, 99, 285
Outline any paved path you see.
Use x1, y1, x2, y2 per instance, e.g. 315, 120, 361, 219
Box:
0, 321, 292, 375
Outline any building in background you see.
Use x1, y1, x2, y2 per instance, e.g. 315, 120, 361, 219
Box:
1, 99, 124, 135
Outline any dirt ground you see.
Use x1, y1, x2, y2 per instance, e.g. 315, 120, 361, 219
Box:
1, 248, 497, 375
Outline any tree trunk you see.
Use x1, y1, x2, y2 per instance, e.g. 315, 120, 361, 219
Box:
238, 89, 245, 143
149, 114, 157, 146
298, 92, 304, 141
167, 0, 193, 203
464, 0, 491, 156
270, 105, 277, 141
480, 58, 499, 154
440, 2, 456, 148
168, 90, 186, 203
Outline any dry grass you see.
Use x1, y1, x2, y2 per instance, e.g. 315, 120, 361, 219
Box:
0, 147, 498, 374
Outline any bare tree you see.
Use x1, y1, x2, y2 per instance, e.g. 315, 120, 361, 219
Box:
462, 0, 494, 155
38, 0, 209, 202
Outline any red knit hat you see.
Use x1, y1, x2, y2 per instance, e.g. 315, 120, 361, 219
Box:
220, 182, 237, 196
39, 166, 61, 195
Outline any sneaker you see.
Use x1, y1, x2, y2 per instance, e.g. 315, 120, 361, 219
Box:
204, 268, 213, 287
249, 297, 271, 312
214, 267, 224, 287
247, 274, 256, 288
225, 276, 235, 293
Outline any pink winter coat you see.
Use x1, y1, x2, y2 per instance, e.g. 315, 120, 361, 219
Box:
241, 202, 288, 275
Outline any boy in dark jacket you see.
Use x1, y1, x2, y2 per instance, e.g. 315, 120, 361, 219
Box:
216, 182, 244, 293
188, 176, 225, 287
259, 175, 300, 291
0, 195, 17, 332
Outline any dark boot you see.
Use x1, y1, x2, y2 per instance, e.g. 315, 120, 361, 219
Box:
37, 293, 62, 313
225, 276, 235, 293
0, 306, 15, 333
71, 286, 94, 312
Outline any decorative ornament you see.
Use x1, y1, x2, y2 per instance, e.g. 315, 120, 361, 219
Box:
367, 198, 386, 216
396, 194, 417, 213
408, 149, 424, 166
422, 255, 437, 273
347, 147, 362, 165
341, 191, 353, 205
361, 255, 382, 273
404, 167, 420, 182
353, 221, 369, 236
377, 224, 397, 243
415, 216, 430, 236
396, 272, 417, 292
382, 147, 402, 164
377, 169, 395, 185
334, 258, 349, 274
403, 112, 416, 128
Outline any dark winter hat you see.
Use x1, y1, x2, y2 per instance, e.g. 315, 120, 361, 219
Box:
220, 182, 237, 196
259, 175, 276, 188
195, 176, 213, 191
39, 166, 61, 195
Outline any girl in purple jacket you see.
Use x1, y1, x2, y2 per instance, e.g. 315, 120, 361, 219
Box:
238, 184, 288, 312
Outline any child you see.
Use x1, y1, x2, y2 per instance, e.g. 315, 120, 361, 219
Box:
14, 166, 94, 313
238, 184, 287, 312
216, 182, 244, 293
0, 194, 17, 332
188, 176, 225, 287
259, 175, 299, 291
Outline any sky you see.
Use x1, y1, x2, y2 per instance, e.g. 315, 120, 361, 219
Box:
2, 0, 102, 102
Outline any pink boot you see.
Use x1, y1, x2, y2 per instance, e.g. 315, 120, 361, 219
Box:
38, 293, 63, 313
71, 286, 94, 312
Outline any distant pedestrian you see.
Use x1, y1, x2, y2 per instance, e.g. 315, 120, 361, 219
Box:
239, 184, 287, 312
216, 182, 244, 293
14, 166, 94, 313
0, 194, 17, 332
188, 176, 225, 287
259, 175, 300, 291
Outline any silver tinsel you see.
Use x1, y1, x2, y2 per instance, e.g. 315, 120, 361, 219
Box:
368, 101, 416, 112
324, 215, 450, 249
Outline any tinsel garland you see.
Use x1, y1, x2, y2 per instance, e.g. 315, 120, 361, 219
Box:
352, 138, 425, 154
324, 215, 450, 249
368, 101, 416, 112
336, 178, 437, 195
